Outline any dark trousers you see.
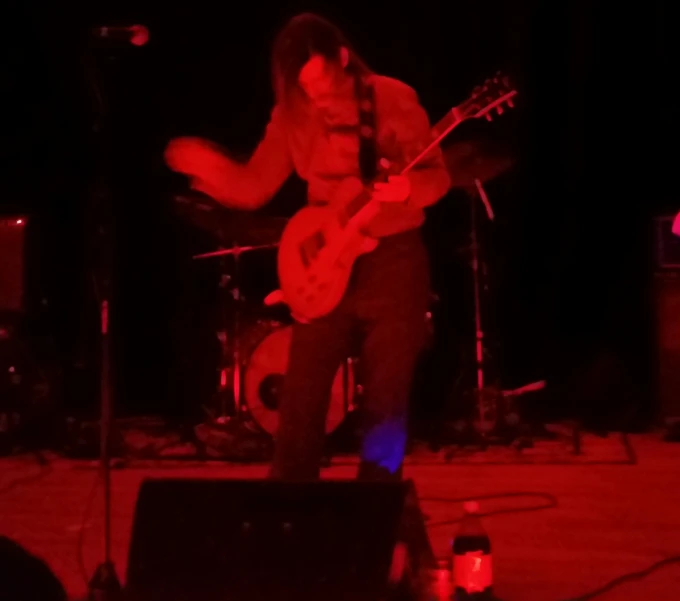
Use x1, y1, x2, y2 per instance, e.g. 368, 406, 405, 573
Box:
270, 229, 431, 480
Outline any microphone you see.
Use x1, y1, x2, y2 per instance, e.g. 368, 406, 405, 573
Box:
92, 25, 149, 46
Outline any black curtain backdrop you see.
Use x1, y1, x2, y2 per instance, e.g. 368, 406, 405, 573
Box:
1, 0, 676, 428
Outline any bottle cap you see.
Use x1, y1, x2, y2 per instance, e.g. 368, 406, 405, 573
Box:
463, 500, 479, 514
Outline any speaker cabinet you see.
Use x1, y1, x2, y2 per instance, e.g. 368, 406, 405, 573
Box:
654, 270, 680, 422
655, 215, 680, 269
125, 478, 433, 601
0, 217, 26, 312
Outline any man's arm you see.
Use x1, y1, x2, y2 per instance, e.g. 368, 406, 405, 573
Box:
383, 84, 451, 207
167, 105, 294, 210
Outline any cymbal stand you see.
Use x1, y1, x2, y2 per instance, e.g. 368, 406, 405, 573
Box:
469, 178, 495, 437
193, 242, 278, 424
214, 242, 243, 423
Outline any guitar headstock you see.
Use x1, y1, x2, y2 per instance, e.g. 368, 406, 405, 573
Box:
414, 72, 519, 172
457, 72, 518, 122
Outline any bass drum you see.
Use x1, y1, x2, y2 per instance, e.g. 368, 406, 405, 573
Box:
243, 322, 355, 437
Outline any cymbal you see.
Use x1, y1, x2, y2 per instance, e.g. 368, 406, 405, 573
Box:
442, 140, 516, 188
174, 193, 288, 246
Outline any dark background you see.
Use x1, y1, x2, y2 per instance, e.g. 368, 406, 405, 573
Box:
1, 1, 677, 430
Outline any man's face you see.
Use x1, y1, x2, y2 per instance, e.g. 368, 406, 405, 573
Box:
297, 48, 349, 110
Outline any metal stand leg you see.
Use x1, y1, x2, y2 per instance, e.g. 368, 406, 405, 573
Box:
469, 184, 487, 435
88, 299, 121, 601
213, 243, 243, 423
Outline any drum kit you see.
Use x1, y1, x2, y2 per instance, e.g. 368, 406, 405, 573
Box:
175, 140, 519, 446
174, 193, 360, 439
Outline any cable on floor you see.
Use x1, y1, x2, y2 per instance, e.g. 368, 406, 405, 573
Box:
420, 491, 558, 527
558, 555, 680, 601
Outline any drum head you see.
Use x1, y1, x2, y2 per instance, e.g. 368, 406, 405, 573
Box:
244, 325, 353, 436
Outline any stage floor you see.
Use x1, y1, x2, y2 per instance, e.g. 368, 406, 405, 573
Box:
1, 434, 680, 601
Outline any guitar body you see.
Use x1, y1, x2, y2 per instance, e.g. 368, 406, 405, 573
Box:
276, 177, 379, 321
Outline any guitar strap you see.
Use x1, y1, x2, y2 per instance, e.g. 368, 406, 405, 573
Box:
355, 75, 378, 183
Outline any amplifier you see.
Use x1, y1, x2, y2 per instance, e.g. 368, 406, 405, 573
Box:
654, 214, 680, 269
0, 217, 27, 312
654, 270, 680, 423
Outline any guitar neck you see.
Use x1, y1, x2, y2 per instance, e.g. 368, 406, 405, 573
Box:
401, 108, 464, 175
335, 109, 464, 225
403, 82, 518, 174
338, 187, 374, 227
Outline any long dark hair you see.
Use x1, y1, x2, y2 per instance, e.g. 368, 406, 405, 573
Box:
271, 13, 371, 106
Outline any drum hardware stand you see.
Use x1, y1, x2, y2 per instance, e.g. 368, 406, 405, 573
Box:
467, 178, 495, 438
193, 241, 278, 425
450, 178, 518, 445
212, 241, 245, 424
457, 180, 547, 448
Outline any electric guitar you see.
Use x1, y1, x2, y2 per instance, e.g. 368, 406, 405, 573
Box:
268, 74, 518, 322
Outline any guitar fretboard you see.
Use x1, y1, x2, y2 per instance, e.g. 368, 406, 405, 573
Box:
431, 108, 460, 143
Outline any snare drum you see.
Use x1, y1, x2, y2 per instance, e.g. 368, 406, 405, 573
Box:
243, 321, 356, 436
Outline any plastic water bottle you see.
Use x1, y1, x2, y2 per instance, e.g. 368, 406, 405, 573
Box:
452, 501, 493, 600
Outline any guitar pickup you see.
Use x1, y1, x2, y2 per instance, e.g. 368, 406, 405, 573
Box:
299, 230, 326, 268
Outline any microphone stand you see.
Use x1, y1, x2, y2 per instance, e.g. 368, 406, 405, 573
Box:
84, 42, 122, 601
88, 288, 120, 601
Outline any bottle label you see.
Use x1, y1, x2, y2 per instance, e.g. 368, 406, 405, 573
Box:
453, 552, 492, 593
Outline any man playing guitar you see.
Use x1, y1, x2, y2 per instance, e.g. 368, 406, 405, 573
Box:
165, 13, 451, 480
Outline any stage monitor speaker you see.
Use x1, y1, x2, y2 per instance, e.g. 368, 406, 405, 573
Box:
654, 270, 680, 423
0, 217, 26, 312
654, 215, 680, 270
125, 478, 434, 601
